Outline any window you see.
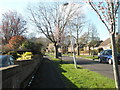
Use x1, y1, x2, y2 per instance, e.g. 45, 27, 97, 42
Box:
100, 51, 104, 55
103, 50, 112, 55
107, 50, 112, 55
9, 56, 14, 65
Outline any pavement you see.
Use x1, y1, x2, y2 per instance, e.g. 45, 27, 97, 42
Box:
27, 57, 66, 88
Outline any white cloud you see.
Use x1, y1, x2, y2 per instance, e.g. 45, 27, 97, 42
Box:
1, 0, 39, 3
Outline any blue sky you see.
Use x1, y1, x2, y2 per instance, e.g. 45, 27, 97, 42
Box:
0, 0, 111, 41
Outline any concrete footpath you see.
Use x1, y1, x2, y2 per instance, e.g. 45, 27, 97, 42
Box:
26, 57, 66, 88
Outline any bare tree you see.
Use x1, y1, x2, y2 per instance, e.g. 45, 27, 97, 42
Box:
70, 15, 86, 56
87, 0, 120, 89
79, 32, 90, 45
1, 11, 27, 44
87, 23, 100, 55
27, 2, 82, 58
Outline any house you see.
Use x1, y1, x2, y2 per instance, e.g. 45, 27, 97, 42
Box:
46, 43, 55, 53
83, 41, 103, 51
98, 38, 111, 50
68, 44, 85, 53
68, 45, 74, 53
46, 43, 67, 53
98, 34, 119, 50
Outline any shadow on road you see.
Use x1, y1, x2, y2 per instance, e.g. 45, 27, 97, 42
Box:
26, 57, 78, 88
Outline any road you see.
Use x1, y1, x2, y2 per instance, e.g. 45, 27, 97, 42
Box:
62, 56, 120, 80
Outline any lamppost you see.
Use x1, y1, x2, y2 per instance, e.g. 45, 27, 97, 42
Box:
63, 3, 77, 69
69, 21, 77, 69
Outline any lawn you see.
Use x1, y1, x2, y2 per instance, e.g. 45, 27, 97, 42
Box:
59, 64, 115, 88
45, 53, 55, 58
49, 55, 115, 88
77, 55, 98, 60
62, 53, 98, 60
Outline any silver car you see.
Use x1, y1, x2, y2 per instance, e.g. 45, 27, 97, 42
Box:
0, 55, 15, 67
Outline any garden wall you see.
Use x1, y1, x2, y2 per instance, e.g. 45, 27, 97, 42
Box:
0, 55, 43, 89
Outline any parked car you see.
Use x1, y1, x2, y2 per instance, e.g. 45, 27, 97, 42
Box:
0, 55, 15, 68
98, 49, 120, 64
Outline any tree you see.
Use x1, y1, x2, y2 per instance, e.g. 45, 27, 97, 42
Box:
116, 34, 120, 53
21, 40, 43, 55
28, 2, 82, 58
63, 35, 71, 48
7, 35, 25, 49
70, 15, 86, 56
1, 11, 27, 44
87, 0, 120, 88
87, 23, 100, 55
79, 32, 90, 45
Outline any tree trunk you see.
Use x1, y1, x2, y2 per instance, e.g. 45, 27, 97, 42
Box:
111, 34, 120, 89
77, 44, 80, 56
92, 46, 94, 57
54, 43, 58, 58
89, 46, 90, 55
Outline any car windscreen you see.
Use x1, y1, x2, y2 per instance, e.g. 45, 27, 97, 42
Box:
107, 50, 112, 55
0, 56, 9, 67
107, 50, 119, 55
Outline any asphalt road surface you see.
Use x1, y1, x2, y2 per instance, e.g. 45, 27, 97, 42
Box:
27, 58, 66, 88
62, 56, 120, 80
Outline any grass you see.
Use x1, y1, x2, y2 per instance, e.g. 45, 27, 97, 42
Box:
62, 53, 98, 60
77, 55, 98, 60
45, 53, 55, 58
59, 64, 115, 88
47, 53, 115, 88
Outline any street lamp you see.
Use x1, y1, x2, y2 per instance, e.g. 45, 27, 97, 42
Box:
69, 21, 77, 69
63, 3, 77, 69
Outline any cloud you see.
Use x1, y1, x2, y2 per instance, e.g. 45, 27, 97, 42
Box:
1, 0, 39, 3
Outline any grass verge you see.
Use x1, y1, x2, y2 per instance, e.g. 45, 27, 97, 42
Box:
49, 56, 115, 88
62, 53, 98, 60
77, 55, 98, 60
59, 64, 115, 88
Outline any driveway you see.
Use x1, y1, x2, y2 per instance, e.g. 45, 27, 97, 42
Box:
62, 56, 120, 80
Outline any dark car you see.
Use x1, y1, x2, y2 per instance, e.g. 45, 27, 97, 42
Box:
98, 49, 120, 64
0, 55, 15, 68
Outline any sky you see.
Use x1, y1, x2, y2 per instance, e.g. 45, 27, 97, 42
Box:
0, 0, 112, 41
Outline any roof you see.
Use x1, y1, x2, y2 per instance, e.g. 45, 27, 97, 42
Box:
99, 36, 118, 47
99, 38, 111, 46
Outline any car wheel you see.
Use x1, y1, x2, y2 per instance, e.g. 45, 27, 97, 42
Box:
98, 58, 102, 63
108, 59, 112, 65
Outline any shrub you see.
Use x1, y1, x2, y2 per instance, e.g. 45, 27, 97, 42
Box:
21, 40, 34, 49
21, 40, 43, 55
2, 45, 10, 55
17, 52, 33, 60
